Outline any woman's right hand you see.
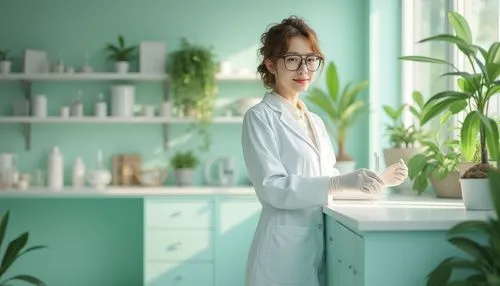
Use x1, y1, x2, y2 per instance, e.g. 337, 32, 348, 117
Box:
330, 168, 385, 194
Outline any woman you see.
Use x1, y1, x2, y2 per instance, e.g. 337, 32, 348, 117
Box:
241, 16, 408, 286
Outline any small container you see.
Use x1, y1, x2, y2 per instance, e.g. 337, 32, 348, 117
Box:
95, 93, 107, 117
47, 146, 64, 191
33, 95, 47, 117
144, 105, 155, 117
160, 101, 171, 117
60, 106, 70, 117
72, 157, 86, 188
71, 90, 84, 117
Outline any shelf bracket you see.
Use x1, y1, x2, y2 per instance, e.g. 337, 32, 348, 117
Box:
162, 79, 169, 150
21, 80, 32, 151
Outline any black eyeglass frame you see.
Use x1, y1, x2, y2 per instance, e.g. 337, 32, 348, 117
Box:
279, 54, 324, 72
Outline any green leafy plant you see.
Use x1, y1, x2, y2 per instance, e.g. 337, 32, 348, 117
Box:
106, 35, 136, 62
426, 167, 500, 285
0, 50, 10, 62
407, 114, 463, 194
400, 11, 500, 178
167, 38, 218, 151
305, 60, 368, 161
170, 150, 200, 169
383, 91, 430, 149
0, 211, 47, 286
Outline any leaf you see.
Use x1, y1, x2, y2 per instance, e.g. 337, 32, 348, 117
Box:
448, 237, 493, 267
340, 81, 368, 111
408, 153, 428, 179
427, 257, 454, 286
383, 105, 403, 121
483, 116, 499, 161
426, 91, 470, 106
1, 274, 46, 286
485, 85, 500, 102
340, 100, 364, 121
486, 42, 500, 81
326, 62, 339, 102
421, 97, 469, 125
448, 220, 491, 237
487, 170, 500, 219
418, 34, 474, 55
448, 12, 473, 44
472, 44, 489, 60
18, 245, 47, 256
306, 88, 337, 119
0, 233, 28, 277
461, 112, 481, 162
0, 211, 9, 256
399, 55, 451, 65
412, 90, 425, 108
449, 100, 468, 114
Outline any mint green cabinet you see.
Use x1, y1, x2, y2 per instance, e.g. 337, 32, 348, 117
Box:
325, 215, 477, 286
215, 197, 261, 286
144, 196, 261, 286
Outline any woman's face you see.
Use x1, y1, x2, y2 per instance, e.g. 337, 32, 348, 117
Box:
267, 36, 322, 96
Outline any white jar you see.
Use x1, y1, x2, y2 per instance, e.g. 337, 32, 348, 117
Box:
33, 95, 47, 117
111, 85, 135, 117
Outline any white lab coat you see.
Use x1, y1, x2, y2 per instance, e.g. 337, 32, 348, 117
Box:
241, 92, 338, 286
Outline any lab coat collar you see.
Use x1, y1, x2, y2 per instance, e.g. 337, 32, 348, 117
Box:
262, 92, 320, 156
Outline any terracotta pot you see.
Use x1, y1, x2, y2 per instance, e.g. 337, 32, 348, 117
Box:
430, 171, 462, 198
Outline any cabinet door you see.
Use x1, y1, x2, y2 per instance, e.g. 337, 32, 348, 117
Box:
215, 197, 261, 286
335, 221, 364, 286
325, 216, 339, 286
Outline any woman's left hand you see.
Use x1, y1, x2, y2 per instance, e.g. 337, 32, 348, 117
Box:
380, 159, 408, 187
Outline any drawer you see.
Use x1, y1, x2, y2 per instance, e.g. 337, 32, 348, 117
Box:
145, 229, 213, 261
145, 261, 213, 286
145, 199, 213, 228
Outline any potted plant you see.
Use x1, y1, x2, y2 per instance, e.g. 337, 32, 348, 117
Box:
171, 150, 200, 186
407, 113, 464, 197
400, 11, 500, 210
0, 210, 47, 286
167, 38, 218, 151
382, 91, 430, 193
0, 49, 12, 74
425, 166, 500, 285
106, 35, 136, 73
305, 60, 368, 174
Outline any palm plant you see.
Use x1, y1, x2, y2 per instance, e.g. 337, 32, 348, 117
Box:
305, 60, 368, 161
399, 11, 500, 178
0, 211, 46, 286
106, 35, 136, 62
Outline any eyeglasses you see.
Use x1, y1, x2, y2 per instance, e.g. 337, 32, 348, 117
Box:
280, 54, 323, 72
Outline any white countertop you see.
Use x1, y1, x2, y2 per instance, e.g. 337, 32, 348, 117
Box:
0, 186, 256, 198
323, 194, 496, 232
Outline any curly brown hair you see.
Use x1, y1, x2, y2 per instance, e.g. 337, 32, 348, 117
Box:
257, 16, 325, 89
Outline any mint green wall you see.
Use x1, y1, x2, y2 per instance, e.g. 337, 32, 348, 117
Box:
0, 0, 377, 182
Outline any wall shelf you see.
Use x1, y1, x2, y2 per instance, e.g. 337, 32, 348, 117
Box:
0, 116, 244, 124
0, 72, 259, 82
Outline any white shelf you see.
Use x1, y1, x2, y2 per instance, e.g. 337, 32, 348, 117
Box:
0, 73, 259, 82
0, 116, 244, 124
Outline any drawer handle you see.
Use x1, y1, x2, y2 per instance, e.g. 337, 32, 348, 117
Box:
167, 241, 182, 251
175, 275, 182, 281
328, 236, 333, 242
170, 211, 182, 217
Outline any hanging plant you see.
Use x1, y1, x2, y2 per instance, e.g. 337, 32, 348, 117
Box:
167, 38, 218, 151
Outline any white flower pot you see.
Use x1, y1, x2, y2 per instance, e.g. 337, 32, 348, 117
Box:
175, 169, 194, 186
334, 160, 356, 175
115, 61, 129, 73
0, 61, 11, 74
459, 178, 493, 210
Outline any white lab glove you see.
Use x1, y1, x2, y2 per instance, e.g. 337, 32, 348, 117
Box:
380, 159, 408, 187
330, 168, 385, 194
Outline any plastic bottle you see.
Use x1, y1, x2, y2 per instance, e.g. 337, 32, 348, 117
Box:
72, 157, 85, 188
47, 146, 64, 190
